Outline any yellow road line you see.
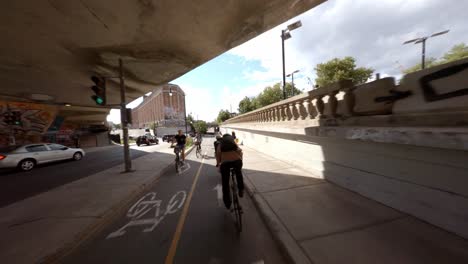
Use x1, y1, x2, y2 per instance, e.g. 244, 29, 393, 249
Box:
164, 154, 206, 264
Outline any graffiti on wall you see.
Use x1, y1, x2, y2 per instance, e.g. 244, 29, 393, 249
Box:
0, 101, 57, 147
419, 62, 468, 102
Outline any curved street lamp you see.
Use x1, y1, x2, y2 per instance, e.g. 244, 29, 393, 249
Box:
281, 20, 302, 99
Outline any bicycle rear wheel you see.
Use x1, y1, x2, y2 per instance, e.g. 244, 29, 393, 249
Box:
196, 147, 202, 158
175, 155, 180, 173
231, 171, 242, 232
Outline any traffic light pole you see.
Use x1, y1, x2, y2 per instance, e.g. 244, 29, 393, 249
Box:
119, 58, 132, 172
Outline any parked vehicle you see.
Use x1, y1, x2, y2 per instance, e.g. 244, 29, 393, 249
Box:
136, 134, 159, 146
0, 143, 85, 171
162, 134, 176, 142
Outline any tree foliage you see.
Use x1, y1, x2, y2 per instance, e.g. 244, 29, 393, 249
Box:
186, 114, 196, 131
314, 57, 374, 87
404, 43, 468, 73
238, 96, 256, 114
193, 120, 208, 134
440, 43, 468, 63
217, 109, 231, 123
403, 57, 438, 74
237, 82, 301, 114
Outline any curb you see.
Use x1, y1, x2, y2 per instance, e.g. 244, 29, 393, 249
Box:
43, 145, 195, 263
244, 175, 312, 264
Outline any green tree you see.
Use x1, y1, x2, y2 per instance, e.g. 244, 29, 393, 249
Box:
440, 43, 468, 63
237, 82, 302, 114
193, 120, 208, 134
256, 85, 283, 107
187, 114, 196, 131
315, 57, 373, 87
238, 96, 255, 114
404, 43, 468, 74
255, 82, 301, 108
403, 57, 438, 74
217, 109, 231, 123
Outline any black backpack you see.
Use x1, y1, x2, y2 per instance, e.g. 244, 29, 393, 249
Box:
220, 137, 238, 152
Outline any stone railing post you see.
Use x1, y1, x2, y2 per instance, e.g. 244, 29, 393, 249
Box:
328, 91, 339, 117
315, 96, 325, 117
302, 98, 312, 119
282, 105, 288, 121
294, 101, 302, 120
287, 103, 294, 120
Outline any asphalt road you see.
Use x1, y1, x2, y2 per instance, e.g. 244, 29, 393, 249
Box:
63, 138, 286, 264
0, 143, 160, 208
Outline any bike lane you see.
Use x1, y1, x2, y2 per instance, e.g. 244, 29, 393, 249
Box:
63, 139, 285, 264
63, 148, 200, 264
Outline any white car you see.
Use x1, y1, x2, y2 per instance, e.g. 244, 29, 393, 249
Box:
0, 143, 85, 171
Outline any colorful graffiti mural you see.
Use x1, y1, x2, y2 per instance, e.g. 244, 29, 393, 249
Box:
0, 101, 58, 147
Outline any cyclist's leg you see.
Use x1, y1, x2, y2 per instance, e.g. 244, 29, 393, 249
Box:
220, 162, 232, 209
233, 160, 244, 196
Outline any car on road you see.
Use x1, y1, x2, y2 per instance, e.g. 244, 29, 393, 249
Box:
162, 134, 176, 143
0, 143, 85, 171
136, 134, 159, 146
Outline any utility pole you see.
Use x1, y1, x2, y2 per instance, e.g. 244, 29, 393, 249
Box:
282, 30, 286, 100
403, 30, 449, 70
119, 58, 132, 172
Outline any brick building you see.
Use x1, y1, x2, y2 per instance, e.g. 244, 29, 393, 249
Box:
130, 84, 186, 135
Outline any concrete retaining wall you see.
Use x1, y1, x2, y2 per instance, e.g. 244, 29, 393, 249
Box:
222, 126, 468, 239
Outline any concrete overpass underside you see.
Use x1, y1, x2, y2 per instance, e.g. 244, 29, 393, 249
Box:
0, 0, 326, 121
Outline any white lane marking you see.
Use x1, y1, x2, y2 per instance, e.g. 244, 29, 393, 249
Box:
106, 191, 187, 239
178, 162, 191, 174
213, 184, 223, 207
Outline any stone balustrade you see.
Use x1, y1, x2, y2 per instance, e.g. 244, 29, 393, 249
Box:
225, 79, 356, 124
224, 57, 468, 128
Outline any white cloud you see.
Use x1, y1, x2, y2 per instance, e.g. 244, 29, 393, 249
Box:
110, 0, 468, 122
229, 0, 468, 86
180, 84, 219, 122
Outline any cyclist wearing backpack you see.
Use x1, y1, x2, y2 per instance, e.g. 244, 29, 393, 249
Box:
216, 134, 244, 209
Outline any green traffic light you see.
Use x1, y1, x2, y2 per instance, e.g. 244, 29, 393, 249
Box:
91, 95, 105, 105
96, 97, 104, 105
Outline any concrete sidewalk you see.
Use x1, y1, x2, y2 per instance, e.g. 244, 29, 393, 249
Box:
0, 145, 191, 263
241, 147, 468, 264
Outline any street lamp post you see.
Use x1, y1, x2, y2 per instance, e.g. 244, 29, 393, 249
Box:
286, 69, 300, 96
281, 20, 302, 100
403, 30, 449, 70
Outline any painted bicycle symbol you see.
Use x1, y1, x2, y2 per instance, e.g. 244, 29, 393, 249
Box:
107, 191, 187, 239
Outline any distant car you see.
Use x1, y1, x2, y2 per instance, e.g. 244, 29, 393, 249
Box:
0, 143, 85, 171
162, 134, 176, 142
136, 135, 159, 146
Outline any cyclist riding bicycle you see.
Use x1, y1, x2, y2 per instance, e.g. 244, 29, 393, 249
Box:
171, 130, 187, 163
216, 134, 244, 209
194, 132, 202, 150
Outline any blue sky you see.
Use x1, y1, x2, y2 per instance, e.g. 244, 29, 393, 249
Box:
108, 0, 468, 123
